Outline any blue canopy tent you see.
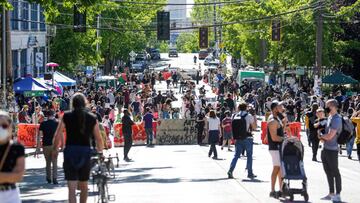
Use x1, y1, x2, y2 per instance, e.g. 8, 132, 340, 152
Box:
53, 71, 76, 86
13, 77, 50, 96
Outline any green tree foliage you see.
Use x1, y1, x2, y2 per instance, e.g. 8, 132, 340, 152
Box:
176, 32, 199, 53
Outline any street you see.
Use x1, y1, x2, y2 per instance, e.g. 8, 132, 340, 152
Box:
18, 54, 360, 203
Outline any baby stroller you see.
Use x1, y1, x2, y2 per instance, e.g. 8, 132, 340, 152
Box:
280, 137, 309, 202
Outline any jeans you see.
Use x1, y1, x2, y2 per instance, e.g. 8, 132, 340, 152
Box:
43, 146, 58, 181
346, 136, 355, 156
162, 111, 170, 120
321, 149, 342, 194
124, 133, 133, 159
229, 137, 254, 176
145, 128, 153, 144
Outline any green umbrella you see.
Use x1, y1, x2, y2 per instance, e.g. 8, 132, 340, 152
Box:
322, 71, 358, 85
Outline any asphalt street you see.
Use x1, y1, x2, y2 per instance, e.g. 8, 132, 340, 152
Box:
19, 54, 360, 203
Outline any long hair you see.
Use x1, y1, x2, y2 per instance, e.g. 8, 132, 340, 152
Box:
70, 93, 87, 134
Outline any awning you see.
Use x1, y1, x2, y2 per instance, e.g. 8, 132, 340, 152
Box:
13, 77, 49, 93
54, 71, 76, 86
322, 71, 358, 85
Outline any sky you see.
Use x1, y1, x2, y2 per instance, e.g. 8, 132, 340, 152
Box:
187, 0, 194, 18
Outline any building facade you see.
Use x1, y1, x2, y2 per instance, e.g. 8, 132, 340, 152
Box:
10, 0, 47, 80
165, 0, 193, 46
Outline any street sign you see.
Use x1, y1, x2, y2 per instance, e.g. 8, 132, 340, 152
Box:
35, 52, 43, 68
24, 91, 45, 98
130, 57, 135, 62
129, 51, 136, 58
296, 67, 305, 75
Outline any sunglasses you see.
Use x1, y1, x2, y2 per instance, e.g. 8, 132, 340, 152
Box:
0, 123, 9, 129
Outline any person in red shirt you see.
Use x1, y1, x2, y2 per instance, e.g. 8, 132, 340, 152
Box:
221, 111, 233, 151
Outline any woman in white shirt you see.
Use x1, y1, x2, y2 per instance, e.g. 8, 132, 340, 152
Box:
206, 110, 221, 159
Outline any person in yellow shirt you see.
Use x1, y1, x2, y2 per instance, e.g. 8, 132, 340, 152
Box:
351, 110, 360, 162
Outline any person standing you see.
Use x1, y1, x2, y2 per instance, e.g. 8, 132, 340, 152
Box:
351, 109, 360, 162
0, 111, 25, 203
196, 110, 206, 145
206, 110, 221, 159
143, 107, 154, 146
306, 103, 319, 161
39, 110, 59, 184
122, 109, 135, 162
227, 103, 257, 179
267, 101, 285, 198
53, 93, 104, 203
319, 99, 342, 202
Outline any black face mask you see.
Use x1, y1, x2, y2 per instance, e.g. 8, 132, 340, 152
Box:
277, 113, 284, 120
325, 107, 331, 114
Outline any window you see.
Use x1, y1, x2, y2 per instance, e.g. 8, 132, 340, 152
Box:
20, 49, 27, 77
12, 50, 19, 79
39, 7, 45, 31
10, 0, 19, 30
31, 3, 38, 31
21, 2, 29, 30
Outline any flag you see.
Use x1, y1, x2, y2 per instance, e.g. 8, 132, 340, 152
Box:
162, 71, 172, 80
118, 73, 127, 84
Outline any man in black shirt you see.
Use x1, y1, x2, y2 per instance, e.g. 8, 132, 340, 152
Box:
39, 110, 59, 184
225, 94, 235, 113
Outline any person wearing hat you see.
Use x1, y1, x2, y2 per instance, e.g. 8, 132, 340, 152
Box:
39, 110, 59, 184
18, 105, 30, 123
267, 101, 285, 198
221, 110, 233, 151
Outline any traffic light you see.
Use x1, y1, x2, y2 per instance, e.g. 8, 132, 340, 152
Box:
271, 19, 281, 41
199, 27, 208, 49
157, 11, 170, 40
73, 6, 86, 32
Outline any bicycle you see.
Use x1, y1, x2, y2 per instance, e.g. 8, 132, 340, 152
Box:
91, 153, 116, 203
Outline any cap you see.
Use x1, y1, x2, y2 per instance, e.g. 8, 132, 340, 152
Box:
270, 101, 283, 110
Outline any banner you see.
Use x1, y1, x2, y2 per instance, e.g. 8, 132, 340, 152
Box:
157, 119, 197, 145
113, 122, 157, 147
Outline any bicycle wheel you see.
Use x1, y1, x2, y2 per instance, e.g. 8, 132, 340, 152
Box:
99, 179, 109, 203
107, 160, 115, 179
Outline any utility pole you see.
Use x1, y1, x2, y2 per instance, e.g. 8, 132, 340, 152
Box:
315, 0, 323, 77
96, 14, 100, 53
1, 7, 7, 109
213, 0, 218, 58
256, 0, 266, 67
314, 0, 324, 95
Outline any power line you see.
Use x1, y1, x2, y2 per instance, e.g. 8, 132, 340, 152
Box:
111, 0, 250, 6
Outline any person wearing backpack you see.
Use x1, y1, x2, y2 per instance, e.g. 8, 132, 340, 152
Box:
319, 99, 342, 203
227, 103, 257, 179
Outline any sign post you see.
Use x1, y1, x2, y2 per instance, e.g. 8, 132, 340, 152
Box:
129, 51, 136, 72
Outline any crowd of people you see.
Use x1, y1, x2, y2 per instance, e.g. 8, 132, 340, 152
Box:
0, 61, 359, 203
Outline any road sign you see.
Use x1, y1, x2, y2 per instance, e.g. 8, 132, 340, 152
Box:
35, 52, 43, 68
24, 91, 45, 98
129, 51, 136, 58
130, 57, 135, 62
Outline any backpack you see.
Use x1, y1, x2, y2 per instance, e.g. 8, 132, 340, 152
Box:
232, 112, 251, 140
337, 116, 355, 144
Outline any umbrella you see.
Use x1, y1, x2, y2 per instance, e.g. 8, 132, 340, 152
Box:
46, 62, 59, 67
13, 77, 50, 93
322, 71, 359, 85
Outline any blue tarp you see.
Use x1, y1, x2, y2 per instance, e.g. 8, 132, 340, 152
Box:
13, 77, 49, 93
54, 71, 76, 86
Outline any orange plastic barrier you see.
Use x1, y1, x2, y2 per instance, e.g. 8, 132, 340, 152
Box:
113, 122, 157, 147
17, 124, 67, 148
17, 124, 39, 147
288, 122, 301, 140
261, 121, 268, 144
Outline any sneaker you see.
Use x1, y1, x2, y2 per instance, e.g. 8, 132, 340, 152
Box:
321, 194, 334, 200
227, 171, 234, 179
270, 191, 278, 199
332, 194, 341, 202
247, 174, 257, 179
348, 155, 352, 160
312, 157, 317, 162
212, 156, 218, 160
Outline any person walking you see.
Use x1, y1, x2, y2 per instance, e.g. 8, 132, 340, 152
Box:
143, 107, 154, 146
267, 101, 285, 198
227, 103, 257, 179
221, 110, 233, 151
306, 103, 320, 161
319, 99, 342, 202
351, 109, 360, 162
196, 110, 206, 145
39, 110, 59, 184
122, 109, 135, 162
53, 93, 104, 203
0, 111, 25, 203
206, 110, 221, 159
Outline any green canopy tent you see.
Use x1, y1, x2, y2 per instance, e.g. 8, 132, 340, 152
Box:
322, 71, 358, 85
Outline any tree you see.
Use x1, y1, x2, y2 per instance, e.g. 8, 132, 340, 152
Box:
176, 32, 199, 53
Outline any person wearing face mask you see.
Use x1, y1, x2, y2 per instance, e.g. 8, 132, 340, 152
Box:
0, 111, 25, 203
319, 99, 342, 202
267, 101, 285, 198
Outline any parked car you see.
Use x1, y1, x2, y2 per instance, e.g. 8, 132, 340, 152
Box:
168, 48, 178, 57
150, 49, 161, 60
131, 54, 148, 73
198, 49, 209, 60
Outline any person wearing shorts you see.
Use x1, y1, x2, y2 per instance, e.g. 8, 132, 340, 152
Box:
53, 93, 104, 203
267, 101, 285, 198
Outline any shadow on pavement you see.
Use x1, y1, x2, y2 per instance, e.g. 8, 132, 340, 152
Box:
114, 166, 173, 173
115, 174, 181, 184
241, 179, 269, 183
22, 200, 67, 203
